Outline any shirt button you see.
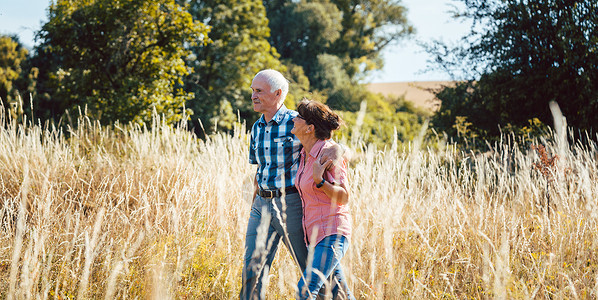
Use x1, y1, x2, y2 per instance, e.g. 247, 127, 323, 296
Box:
265, 147, 268, 150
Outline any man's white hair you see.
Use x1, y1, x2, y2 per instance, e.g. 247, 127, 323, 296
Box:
254, 69, 289, 103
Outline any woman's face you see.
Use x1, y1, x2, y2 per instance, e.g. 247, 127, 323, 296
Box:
291, 114, 311, 137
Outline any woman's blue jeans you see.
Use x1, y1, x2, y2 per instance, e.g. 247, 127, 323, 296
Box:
297, 235, 355, 300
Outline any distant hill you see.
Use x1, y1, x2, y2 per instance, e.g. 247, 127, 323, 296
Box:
366, 81, 456, 112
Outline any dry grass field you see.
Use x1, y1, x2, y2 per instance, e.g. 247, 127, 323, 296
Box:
1, 111, 597, 299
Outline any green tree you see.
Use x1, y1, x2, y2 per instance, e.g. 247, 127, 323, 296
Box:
283, 61, 313, 107
266, 1, 343, 84
265, 0, 413, 93
33, 0, 209, 125
0, 35, 27, 103
0, 35, 29, 101
0, 35, 38, 121
264, 0, 422, 147
328, 0, 413, 79
429, 0, 598, 139
182, 0, 284, 134
336, 92, 428, 148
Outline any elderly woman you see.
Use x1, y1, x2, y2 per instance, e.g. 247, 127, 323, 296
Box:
291, 99, 355, 300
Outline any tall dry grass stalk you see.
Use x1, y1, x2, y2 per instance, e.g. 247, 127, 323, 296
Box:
0, 108, 597, 299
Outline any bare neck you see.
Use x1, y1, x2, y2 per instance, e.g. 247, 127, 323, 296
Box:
300, 135, 319, 156
263, 104, 283, 122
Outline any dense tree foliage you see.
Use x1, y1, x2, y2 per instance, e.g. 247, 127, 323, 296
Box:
265, 1, 343, 83
337, 93, 429, 148
329, 0, 413, 78
265, 0, 414, 107
1, 0, 423, 146
0, 35, 27, 103
33, 0, 209, 125
182, 0, 285, 133
430, 0, 598, 141
0, 35, 38, 121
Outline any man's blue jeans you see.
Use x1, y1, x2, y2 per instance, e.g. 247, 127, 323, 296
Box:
297, 235, 355, 300
240, 192, 308, 299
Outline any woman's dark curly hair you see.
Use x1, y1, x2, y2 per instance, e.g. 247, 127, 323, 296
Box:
296, 99, 343, 140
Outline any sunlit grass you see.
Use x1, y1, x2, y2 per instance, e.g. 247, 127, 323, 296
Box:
1, 109, 597, 299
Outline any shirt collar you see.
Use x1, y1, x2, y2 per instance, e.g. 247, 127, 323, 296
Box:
258, 104, 288, 126
309, 139, 327, 158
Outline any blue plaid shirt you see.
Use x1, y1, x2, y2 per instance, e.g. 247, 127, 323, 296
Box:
249, 105, 303, 190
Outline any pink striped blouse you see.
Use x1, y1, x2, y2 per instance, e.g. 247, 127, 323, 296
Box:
295, 139, 352, 246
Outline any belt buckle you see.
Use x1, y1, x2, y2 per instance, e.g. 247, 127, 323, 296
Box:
260, 189, 274, 198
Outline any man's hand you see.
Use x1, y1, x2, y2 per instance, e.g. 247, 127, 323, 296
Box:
319, 143, 345, 169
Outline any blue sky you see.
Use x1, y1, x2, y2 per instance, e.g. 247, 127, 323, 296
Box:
0, 0, 470, 83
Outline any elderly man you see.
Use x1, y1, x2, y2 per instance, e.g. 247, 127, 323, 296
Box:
241, 69, 345, 299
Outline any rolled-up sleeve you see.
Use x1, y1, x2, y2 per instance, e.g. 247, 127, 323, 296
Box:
326, 159, 347, 185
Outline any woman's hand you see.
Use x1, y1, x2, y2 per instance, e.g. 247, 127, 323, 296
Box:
313, 159, 332, 183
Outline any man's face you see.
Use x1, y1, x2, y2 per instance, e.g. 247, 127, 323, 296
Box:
251, 75, 281, 115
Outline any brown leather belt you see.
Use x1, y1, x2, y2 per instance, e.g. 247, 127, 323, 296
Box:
257, 186, 298, 198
